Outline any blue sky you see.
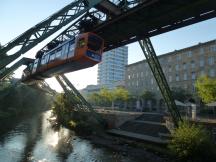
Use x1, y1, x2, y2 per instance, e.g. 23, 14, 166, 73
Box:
1, 0, 216, 91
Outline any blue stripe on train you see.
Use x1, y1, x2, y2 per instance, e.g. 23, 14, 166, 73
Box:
86, 50, 101, 62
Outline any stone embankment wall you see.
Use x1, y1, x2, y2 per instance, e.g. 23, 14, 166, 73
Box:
96, 109, 142, 128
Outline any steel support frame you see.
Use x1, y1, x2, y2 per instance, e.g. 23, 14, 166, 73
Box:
55, 74, 93, 111
55, 74, 106, 126
0, 0, 102, 70
139, 38, 182, 127
0, 57, 34, 80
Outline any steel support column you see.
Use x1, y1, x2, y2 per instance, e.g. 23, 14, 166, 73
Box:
139, 38, 182, 127
55, 74, 106, 126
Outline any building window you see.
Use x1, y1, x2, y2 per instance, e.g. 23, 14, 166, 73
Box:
210, 45, 216, 52
168, 56, 172, 62
208, 56, 214, 65
136, 81, 139, 87
128, 75, 131, 80
199, 48, 204, 55
187, 51, 192, 57
183, 73, 187, 81
141, 72, 143, 77
192, 83, 196, 92
183, 63, 187, 70
176, 74, 180, 81
200, 70, 205, 76
176, 55, 181, 61
191, 61, 195, 68
209, 69, 215, 77
169, 76, 172, 82
137, 73, 139, 78
151, 78, 154, 85
191, 72, 196, 80
199, 58, 204, 67
175, 64, 179, 71
168, 66, 172, 72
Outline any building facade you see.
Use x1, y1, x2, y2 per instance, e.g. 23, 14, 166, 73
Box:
98, 46, 128, 89
125, 39, 216, 108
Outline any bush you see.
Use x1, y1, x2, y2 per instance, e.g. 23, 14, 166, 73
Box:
168, 121, 216, 162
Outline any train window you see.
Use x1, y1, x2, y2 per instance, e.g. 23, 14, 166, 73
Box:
32, 59, 39, 73
49, 52, 56, 62
41, 55, 46, 65
88, 35, 103, 51
55, 47, 62, 59
69, 42, 75, 52
45, 54, 49, 64
68, 42, 75, 58
63, 43, 69, 57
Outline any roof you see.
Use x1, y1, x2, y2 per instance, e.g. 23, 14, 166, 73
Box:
126, 39, 216, 67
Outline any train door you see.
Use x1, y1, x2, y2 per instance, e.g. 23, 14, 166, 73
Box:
32, 58, 40, 74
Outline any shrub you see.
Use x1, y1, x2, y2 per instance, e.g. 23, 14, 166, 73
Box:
168, 121, 216, 162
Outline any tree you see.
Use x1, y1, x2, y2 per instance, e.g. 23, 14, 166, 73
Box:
87, 92, 102, 106
171, 87, 192, 102
141, 90, 155, 110
141, 90, 155, 100
112, 87, 129, 108
195, 76, 216, 103
99, 88, 113, 106
169, 121, 216, 161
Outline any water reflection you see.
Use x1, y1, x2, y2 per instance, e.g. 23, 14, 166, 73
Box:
0, 111, 134, 162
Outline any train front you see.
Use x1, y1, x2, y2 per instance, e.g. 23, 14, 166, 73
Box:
84, 33, 104, 63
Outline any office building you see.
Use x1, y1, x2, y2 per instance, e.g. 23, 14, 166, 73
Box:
98, 46, 128, 89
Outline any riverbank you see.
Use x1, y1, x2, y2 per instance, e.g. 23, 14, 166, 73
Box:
87, 133, 171, 162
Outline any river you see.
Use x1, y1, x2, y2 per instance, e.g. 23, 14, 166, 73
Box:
0, 110, 139, 162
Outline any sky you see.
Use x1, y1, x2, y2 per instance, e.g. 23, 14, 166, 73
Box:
1, 0, 216, 91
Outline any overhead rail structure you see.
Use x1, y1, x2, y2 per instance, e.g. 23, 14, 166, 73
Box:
0, 0, 216, 126
0, 0, 102, 69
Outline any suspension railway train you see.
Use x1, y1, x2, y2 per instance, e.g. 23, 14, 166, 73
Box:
21, 32, 104, 83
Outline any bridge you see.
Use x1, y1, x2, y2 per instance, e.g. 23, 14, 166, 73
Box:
0, 0, 215, 129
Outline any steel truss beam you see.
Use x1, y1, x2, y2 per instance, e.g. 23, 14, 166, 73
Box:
0, 0, 102, 70
55, 74, 106, 126
139, 38, 182, 127
55, 74, 94, 111
0, 58, 34, 80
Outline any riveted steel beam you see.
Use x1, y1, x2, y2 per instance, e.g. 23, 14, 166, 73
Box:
139, 38, 182, 127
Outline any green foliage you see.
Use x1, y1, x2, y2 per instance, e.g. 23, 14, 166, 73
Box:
171, 87, 192, 102
0, 81, 53, 119
141, 90, 155, 100
99, 88, 113, 105
169, 121, 216, 162
113, 87, 129, 101
52, 93, 104, 135
195, 76, 216, 103
87, 87, 129, 107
